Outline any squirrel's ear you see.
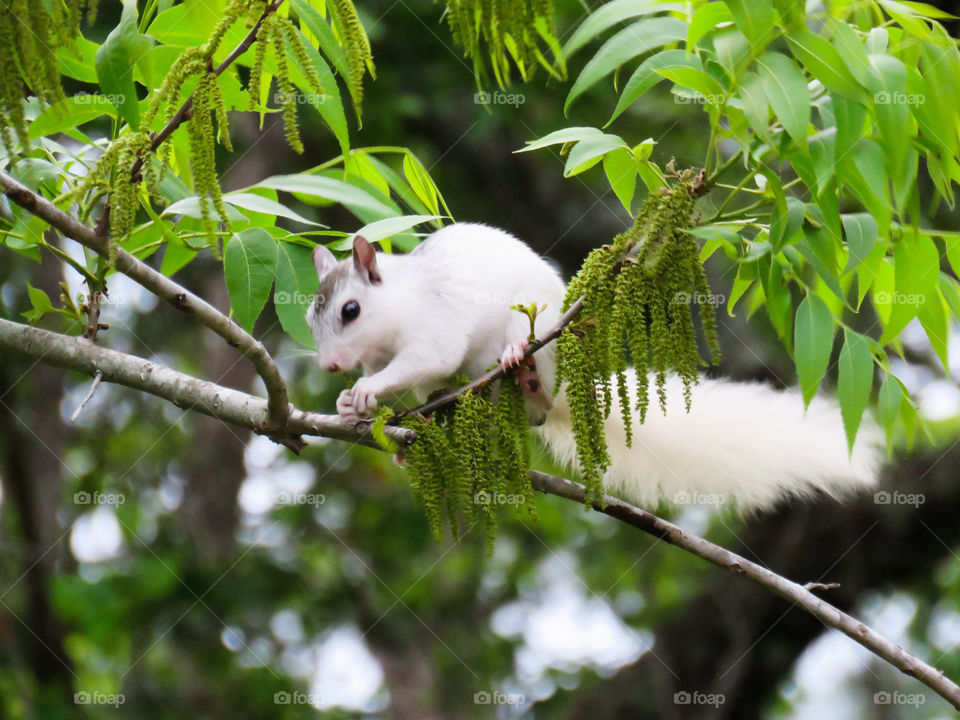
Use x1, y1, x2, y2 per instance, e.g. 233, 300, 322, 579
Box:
312, 244, 337, 279
352, 235, 382, 284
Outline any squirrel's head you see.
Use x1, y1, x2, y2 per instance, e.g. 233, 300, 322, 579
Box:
307, 235, 385, 374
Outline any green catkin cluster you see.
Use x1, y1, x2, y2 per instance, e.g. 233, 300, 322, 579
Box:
249, 12, 328, 153
442, 0, 563, 87
555, 173, 720, 503
328, 0, 375, 108
400, 381, 535, 551
0, 0, 91, 154
187, 71, 232, 253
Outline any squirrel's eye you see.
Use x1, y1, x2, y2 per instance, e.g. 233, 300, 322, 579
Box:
341, 300, 360, 324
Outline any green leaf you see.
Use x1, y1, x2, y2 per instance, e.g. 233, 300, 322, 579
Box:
517, 126, 603, 153
785, 29, 864, 100
95, 0, 154, 129
22, 284, 56, 324
402, 154, 440, 215
347, 215, 443, 245
880, 232, 939, 343
603, 148, 637, 214
224, 229, 278, 332
826, 18, 873, 87
794, 293, 835, 406
563, 134, 629, 177
837, 329, 874, 451
842, 214, 879, 272
737, 71, 771, 142
223, 193, 324, 226
945, 236, 960, 280
563, 0, 684, 57
917, 285, 949, 370
656, 66, 727, 100
688, 2, 734, 49
756, 51, 810, 146
728, 263, 755, 315
608, 49, 699, 124
877, 372, 903, 452
160, 241, 197, 277
939, 273, 960, 321
565, 17, 687, 112
255, 175, 397, 218
275, 242, 319, 348
726, 0, 779, 50
57, 38, 100, 83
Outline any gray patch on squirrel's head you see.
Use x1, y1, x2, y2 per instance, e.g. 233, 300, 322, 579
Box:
313, 263, 351, 316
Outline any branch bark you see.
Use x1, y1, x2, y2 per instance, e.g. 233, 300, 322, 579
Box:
0, 171, 291, 433
0, 318, 414, 450
529, 471, 960, 711
0, 314, 956, 709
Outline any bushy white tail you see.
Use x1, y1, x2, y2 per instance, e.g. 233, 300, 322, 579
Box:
536, 371, 883, 512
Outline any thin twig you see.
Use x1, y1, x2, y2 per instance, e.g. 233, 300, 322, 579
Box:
0, 171, 293, 436
128, 0, 284, 183
530, 471, 960, 711
69, 370, 103, 422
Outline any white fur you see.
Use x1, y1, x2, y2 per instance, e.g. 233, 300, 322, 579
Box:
538, 372, 881, 511
309, 223, 883, 511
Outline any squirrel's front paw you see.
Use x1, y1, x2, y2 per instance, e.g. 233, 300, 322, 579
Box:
336, 380, 379, 422
500, 340, 528, 370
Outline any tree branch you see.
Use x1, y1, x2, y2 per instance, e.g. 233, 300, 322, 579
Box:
0, 171, 291, 433
1, 315, 956, 708
0, 318, 414, 450
128, 0, 284, 183
529, 471, 960, 711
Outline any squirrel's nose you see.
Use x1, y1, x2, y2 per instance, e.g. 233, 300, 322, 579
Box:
323, 362, 341, 373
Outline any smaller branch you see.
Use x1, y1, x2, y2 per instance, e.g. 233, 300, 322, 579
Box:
82, 288, 103, 341
530, 471, 960, 711
402, 297, 584, 418
0, 172, 291, 433
803, 582, 841, 592
705, 147, 743, 185
69, 370, 103, 423
128, 0, 284, 182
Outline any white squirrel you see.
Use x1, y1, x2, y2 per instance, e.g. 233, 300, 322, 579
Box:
307, 222, 882, 511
